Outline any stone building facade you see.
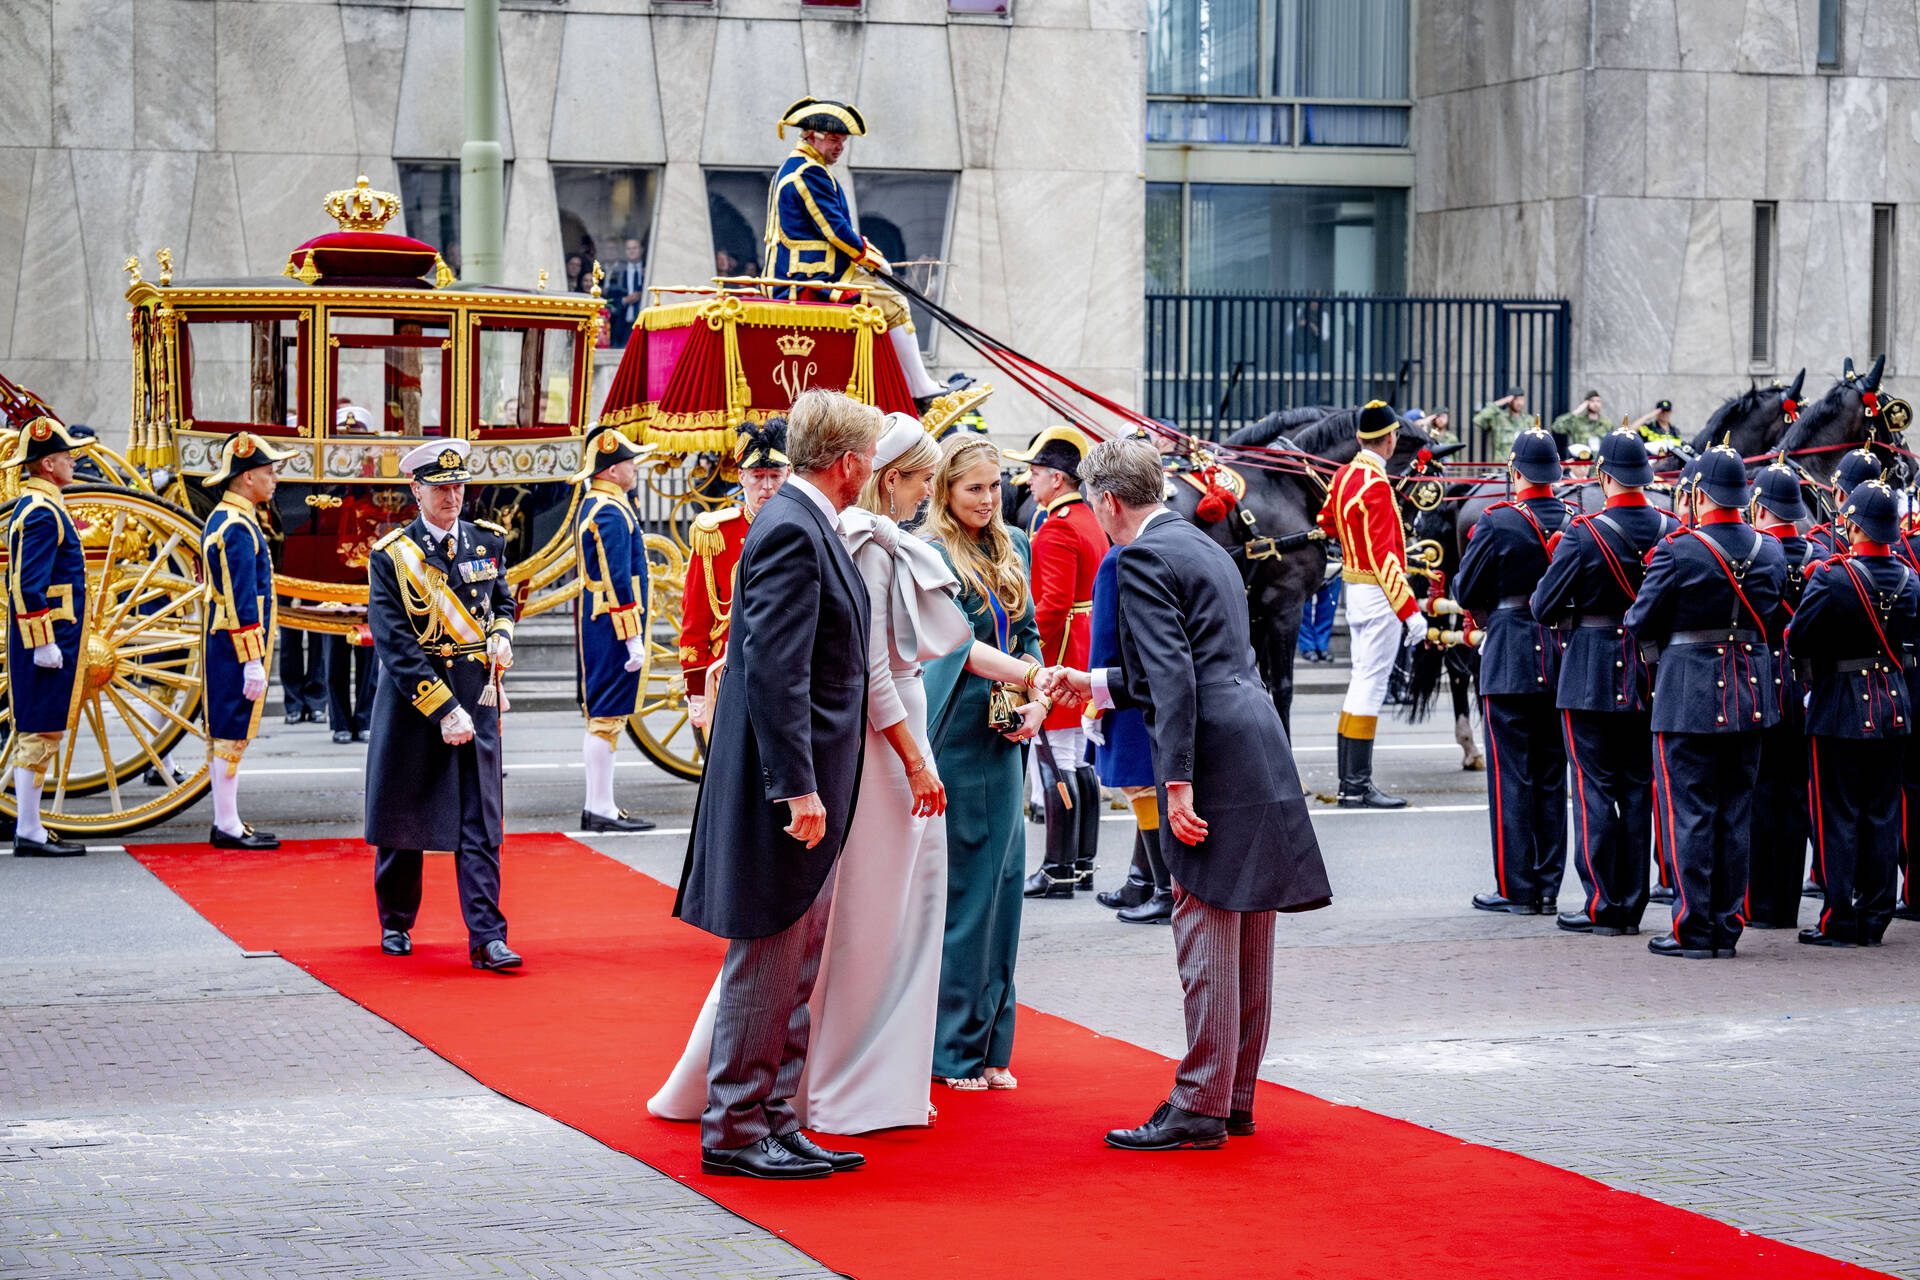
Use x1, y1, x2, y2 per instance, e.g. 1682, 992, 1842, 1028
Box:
1414, 0, 1917, 432
0, 0, 1145, 442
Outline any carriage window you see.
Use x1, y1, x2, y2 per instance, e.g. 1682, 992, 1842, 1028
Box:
475, 323, 579, 430
329, 314, 450, 437
182, 316, 302, 431
851, 171, 957, 354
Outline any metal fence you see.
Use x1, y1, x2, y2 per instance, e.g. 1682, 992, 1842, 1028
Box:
1144, 293, 1573, 455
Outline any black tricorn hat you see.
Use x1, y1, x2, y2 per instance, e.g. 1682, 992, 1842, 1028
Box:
736, 417, 791, 471
8, 416, 90, 469
570, 423, 656, 483
202, 432, 299, 489
778, 98, 868, 139
1005, 426, 1090, 481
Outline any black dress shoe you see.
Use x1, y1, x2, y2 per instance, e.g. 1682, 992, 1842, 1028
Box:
142, 764, 186, 787
1745, 920, 1793, 930
1797, 928, 1856, 947
775, 1130, 864, 1171
332, 729, 354, 744
704, 1135, 833, 1179
1647, 934, 1716, 959
1023, 868, 1075, 899
1105, 1101, 1227, 1151
381, 929, 412, 956
1097, 879, 1152, 910
1555, 911, 1594, 932
1472, 892, 1539, 915
1226, 1110, 1255, 1137
284, 709, 303, 725
14, 832, 85, 857
209, 824, 279, 850
1117, 890, 1174, 924
580, 808, 657, 833
1648, 884, 1676, 904
353, 730, 368, 743
471, 939, 523, 971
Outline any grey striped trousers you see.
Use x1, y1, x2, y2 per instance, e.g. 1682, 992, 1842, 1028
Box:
1168, 882, 1276, 1118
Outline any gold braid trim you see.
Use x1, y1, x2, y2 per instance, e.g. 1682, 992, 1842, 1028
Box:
586, 716, 625, 748
209, 736, 248, 779
13, 732, 60, 780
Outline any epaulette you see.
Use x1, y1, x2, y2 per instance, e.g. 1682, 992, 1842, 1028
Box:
473, 519, 508, 538
372, 528, 405, 552
689, 507, 741, 559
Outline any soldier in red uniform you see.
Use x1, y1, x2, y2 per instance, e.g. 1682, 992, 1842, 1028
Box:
680, 419, 791, 729
1008, 427, 1113, 899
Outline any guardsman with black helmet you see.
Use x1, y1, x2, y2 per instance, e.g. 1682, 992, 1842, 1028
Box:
1784, 480, 1920, 947
364, 439, 522, 971
1892, 494, 1920, 922
681, 419, 790, 729
573, 424, 660, 834
1316, 400, 1427, 807
1454, 428, 1571, 915
200, 432, 299, 849
1745, 459, 1817, 929
6, 417, 89, 856
1624, 446, 1788, 958
1530, 429, 1678, 934
1806, 446, 1883, 560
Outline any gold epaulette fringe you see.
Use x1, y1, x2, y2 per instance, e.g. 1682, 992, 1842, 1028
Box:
373, 528, 405, 551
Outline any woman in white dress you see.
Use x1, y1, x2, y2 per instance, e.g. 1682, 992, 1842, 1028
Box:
648, 415, 1048, 1134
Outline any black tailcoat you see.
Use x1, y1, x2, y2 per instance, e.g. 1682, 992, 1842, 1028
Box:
1106, 513, 1330, 913
363, 517, 516, 850
676, 483, 871, 940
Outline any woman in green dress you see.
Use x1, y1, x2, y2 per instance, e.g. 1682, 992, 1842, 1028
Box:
923, 436, 1049, 1092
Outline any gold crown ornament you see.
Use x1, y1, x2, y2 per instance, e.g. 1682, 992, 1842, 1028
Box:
324, 175, 402, 232
437, 447, 461, 470
777, 332, 817, 358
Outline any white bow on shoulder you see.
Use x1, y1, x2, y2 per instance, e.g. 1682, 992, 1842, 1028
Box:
840, 508, 974, 663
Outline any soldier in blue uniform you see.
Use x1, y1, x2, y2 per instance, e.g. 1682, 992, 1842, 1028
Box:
765, 97, 949, 410
200, 432, 298, 849
1530, 431, 1677, 935
1625, 446, 1788, 958
1805, 446, 1881, 560
1745, 460, 1816, 929
364, 440, 522, 971
572, 423, 658, 834
1892, 505, 1920, 922
1455, 429, 1570, 914
6, 418, 89, 856
1785, 480, 1920, 947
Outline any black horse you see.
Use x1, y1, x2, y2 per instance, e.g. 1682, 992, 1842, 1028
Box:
1777, 355, 1893, 490
1690, 369, 1805, 458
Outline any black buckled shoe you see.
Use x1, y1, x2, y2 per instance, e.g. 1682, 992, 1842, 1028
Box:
703, 1135, 832, 1179
1226, 1109, 1255, 1137
143, 764, 187, 787
471, 939, 523, 971
1105, 1102, 1228, 1151
580, 809, 657, 833
775, 1130, 864, 1171
381, 929, 412, 956
1796, 928, 1856, 948
210, 824, 280, 850
1117, 889, 1174, 924
1473, 892, 1540, 915
14, 831, 85, 857
1647, 934, 1716, 959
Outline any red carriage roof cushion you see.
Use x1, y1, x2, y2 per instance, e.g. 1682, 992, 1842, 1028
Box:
286, 230, 437, 283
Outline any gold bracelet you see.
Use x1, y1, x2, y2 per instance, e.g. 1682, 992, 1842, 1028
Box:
1022, 662, 1042, 689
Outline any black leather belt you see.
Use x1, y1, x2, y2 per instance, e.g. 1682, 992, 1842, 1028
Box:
1577, 614, 1624, 628
1495, 595, 1531, 610
1832, 656, 1915, 673
1668, 629, 1761, 646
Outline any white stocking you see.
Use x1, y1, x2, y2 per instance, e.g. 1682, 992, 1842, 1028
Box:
134, 701, 178, 774
210, 764, 243, 837
889, 326, 944, 400
13, 768, 45, 843
583, 732, 617, 819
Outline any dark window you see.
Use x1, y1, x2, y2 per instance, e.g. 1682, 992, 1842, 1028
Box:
1146, 0, 1259, 95
397, 161, 513, 278
1184, 183, 1406, 294
1818, 0, 1841, 68
704, 169, 774, 279
851, 171, 957, 352
1751, 202, 1776, 367
948, 0, 1008, 12
1872, 204, 1896, 365
1146, 183, 1184, 293
553, 165, 659, 348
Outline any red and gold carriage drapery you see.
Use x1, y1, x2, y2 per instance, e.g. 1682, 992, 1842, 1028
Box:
598, 293, 916, 454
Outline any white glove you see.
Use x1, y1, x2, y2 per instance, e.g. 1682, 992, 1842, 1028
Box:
487, 634, 513, 668
688, 693, 710, 730
623, 636, 647, 673
1403, 612, 1428, 647
241, 659, 266, 701
31, 643, 61, 669
440, 705, 476, 745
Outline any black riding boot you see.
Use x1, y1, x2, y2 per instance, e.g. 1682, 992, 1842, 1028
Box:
1337, 734, 1407, 809
1072, 767, 1102, 890
1117, 825, 1173, 923
1098, 829, 1153, 909
1023, 777, 1078, 899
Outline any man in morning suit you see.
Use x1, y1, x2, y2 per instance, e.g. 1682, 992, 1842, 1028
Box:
1063, 438, 1331, 1151
364, 439, 521, 972
1745, 460, 1816, 929
675, 388, 883, 1180
6, 418, 90, 856
1785, 480, 1920, 947
1624, 446, 1788, 959
200, 432, 300, 849
1454, 428, 1571, 916
1529, 430, 1676, 935
571, 423, 658, 833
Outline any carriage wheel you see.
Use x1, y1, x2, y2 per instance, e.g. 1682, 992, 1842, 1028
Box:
626, 534, 704, 783
0, 484, 210, 837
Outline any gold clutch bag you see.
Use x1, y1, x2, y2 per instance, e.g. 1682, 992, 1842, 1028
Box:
986, 684, 1022, 733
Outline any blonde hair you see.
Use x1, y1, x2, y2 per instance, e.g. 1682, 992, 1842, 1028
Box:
928, 435, 1030, 618
858, 430, 941, 516
785, 388, 885, 474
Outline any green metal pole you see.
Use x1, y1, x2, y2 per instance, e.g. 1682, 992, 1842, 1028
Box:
460, 0, 504, 285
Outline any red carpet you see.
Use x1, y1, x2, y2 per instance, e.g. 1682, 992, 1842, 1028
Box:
131, 836, 1887, 1280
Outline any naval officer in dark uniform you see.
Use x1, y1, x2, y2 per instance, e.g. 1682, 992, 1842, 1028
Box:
1785, 480, 1920, 947
1454, 428, 1570, 915
1625, 446, 1788, 959
1745, 460, 1816, 929
1530, 430, 1676, 936
365, 439, 522, 971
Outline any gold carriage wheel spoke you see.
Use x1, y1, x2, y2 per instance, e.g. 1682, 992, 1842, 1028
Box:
97, 530, 186, 634
115, 634, 204, 660
110, 676, 202, 738
103, 684, 177, 783
88, 510, 129, 625
81, 696, 124, 813
109, 585, 207, 645
49, 705, 86, 810
119, 664, 202, 693
118, 647, 200, 669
